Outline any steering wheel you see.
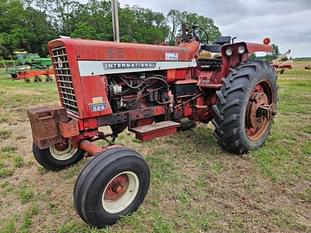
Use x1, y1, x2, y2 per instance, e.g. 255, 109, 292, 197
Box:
191, 25, 210, 44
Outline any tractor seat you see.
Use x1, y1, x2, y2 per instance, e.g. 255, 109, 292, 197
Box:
201, 44, 221, 53
200, 36, 232, 53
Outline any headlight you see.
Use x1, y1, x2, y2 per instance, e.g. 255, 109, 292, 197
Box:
238, 45, 246, 54
225, 48, 233, 56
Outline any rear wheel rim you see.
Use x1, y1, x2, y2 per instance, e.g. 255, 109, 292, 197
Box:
102, 171, 140, 214
49, 141, 78, 161
245, 81, 275, 141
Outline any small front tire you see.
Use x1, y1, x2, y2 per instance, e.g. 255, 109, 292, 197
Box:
74, 146, 150, 228
32, 141, 84, 171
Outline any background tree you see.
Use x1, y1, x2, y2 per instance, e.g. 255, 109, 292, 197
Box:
167, 10, 221, 44
119, 6, 169, 43
167, 10, 183, 44
272, 44, 280, 58
0, 0, 56, 57
0, 0, 221, 58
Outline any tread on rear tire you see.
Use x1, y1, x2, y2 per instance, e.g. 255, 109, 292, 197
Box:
212, 61, 277, 154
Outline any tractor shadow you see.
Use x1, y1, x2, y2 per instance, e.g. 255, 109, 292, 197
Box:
174, 123, 240, 158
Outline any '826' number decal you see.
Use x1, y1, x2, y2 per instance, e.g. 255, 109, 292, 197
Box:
89, 102, 107, 112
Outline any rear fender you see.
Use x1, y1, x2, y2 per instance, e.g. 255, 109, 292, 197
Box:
245, 42, 273, 54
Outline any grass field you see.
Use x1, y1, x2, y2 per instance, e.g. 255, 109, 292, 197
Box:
0, 62, 310, 233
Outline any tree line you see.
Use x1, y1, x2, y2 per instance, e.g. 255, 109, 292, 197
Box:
0, 0, 221, 58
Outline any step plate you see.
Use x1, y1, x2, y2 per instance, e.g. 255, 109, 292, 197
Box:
130, 121, 180, 142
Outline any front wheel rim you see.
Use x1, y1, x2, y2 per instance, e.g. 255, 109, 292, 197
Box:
102, 171, 140, 214
49, 141, 78, 161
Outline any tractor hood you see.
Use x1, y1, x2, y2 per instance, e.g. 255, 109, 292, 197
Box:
48, 38, 200, 62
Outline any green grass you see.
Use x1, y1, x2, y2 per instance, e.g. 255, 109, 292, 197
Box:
0, 76, 58, 121
0, 218, 17, 233
19, 204, 39, 233
0, 204, 39, 233
0, 168, 14, 178
272, 208, 307, 232
0, 149, 26, 178
0, 130, 12, 140
251, 67, 311, 183
1, 146, 17, 153
0, 63, 310, 232
18, 186, 35, 204
13, 156, 24, 168
152, 215, 173, 233
296, 187, 311, 203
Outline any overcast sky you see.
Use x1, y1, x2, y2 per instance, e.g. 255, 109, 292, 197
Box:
113, 0, 310, 57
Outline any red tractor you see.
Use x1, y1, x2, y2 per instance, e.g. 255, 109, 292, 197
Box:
27, 27, 277, 228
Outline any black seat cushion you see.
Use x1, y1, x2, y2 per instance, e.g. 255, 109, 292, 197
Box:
200, 36, 232, 53
215, 36, 231, 45
200, 44, 221, 53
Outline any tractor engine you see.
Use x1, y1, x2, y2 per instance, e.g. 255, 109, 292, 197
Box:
107, 73, 170, 112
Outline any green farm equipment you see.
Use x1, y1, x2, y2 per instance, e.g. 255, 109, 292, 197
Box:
15, 51, 51, 68
1, 51, 54, 82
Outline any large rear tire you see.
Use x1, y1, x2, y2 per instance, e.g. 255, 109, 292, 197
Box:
32, 141, 84, 171
212, 61, 277, 154
74, 146, 150, 228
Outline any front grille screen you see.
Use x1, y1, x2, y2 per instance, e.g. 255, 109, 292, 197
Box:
51, 46, 79, 114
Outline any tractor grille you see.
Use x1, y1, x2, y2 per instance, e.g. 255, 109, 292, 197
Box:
51, 46, 79, 114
